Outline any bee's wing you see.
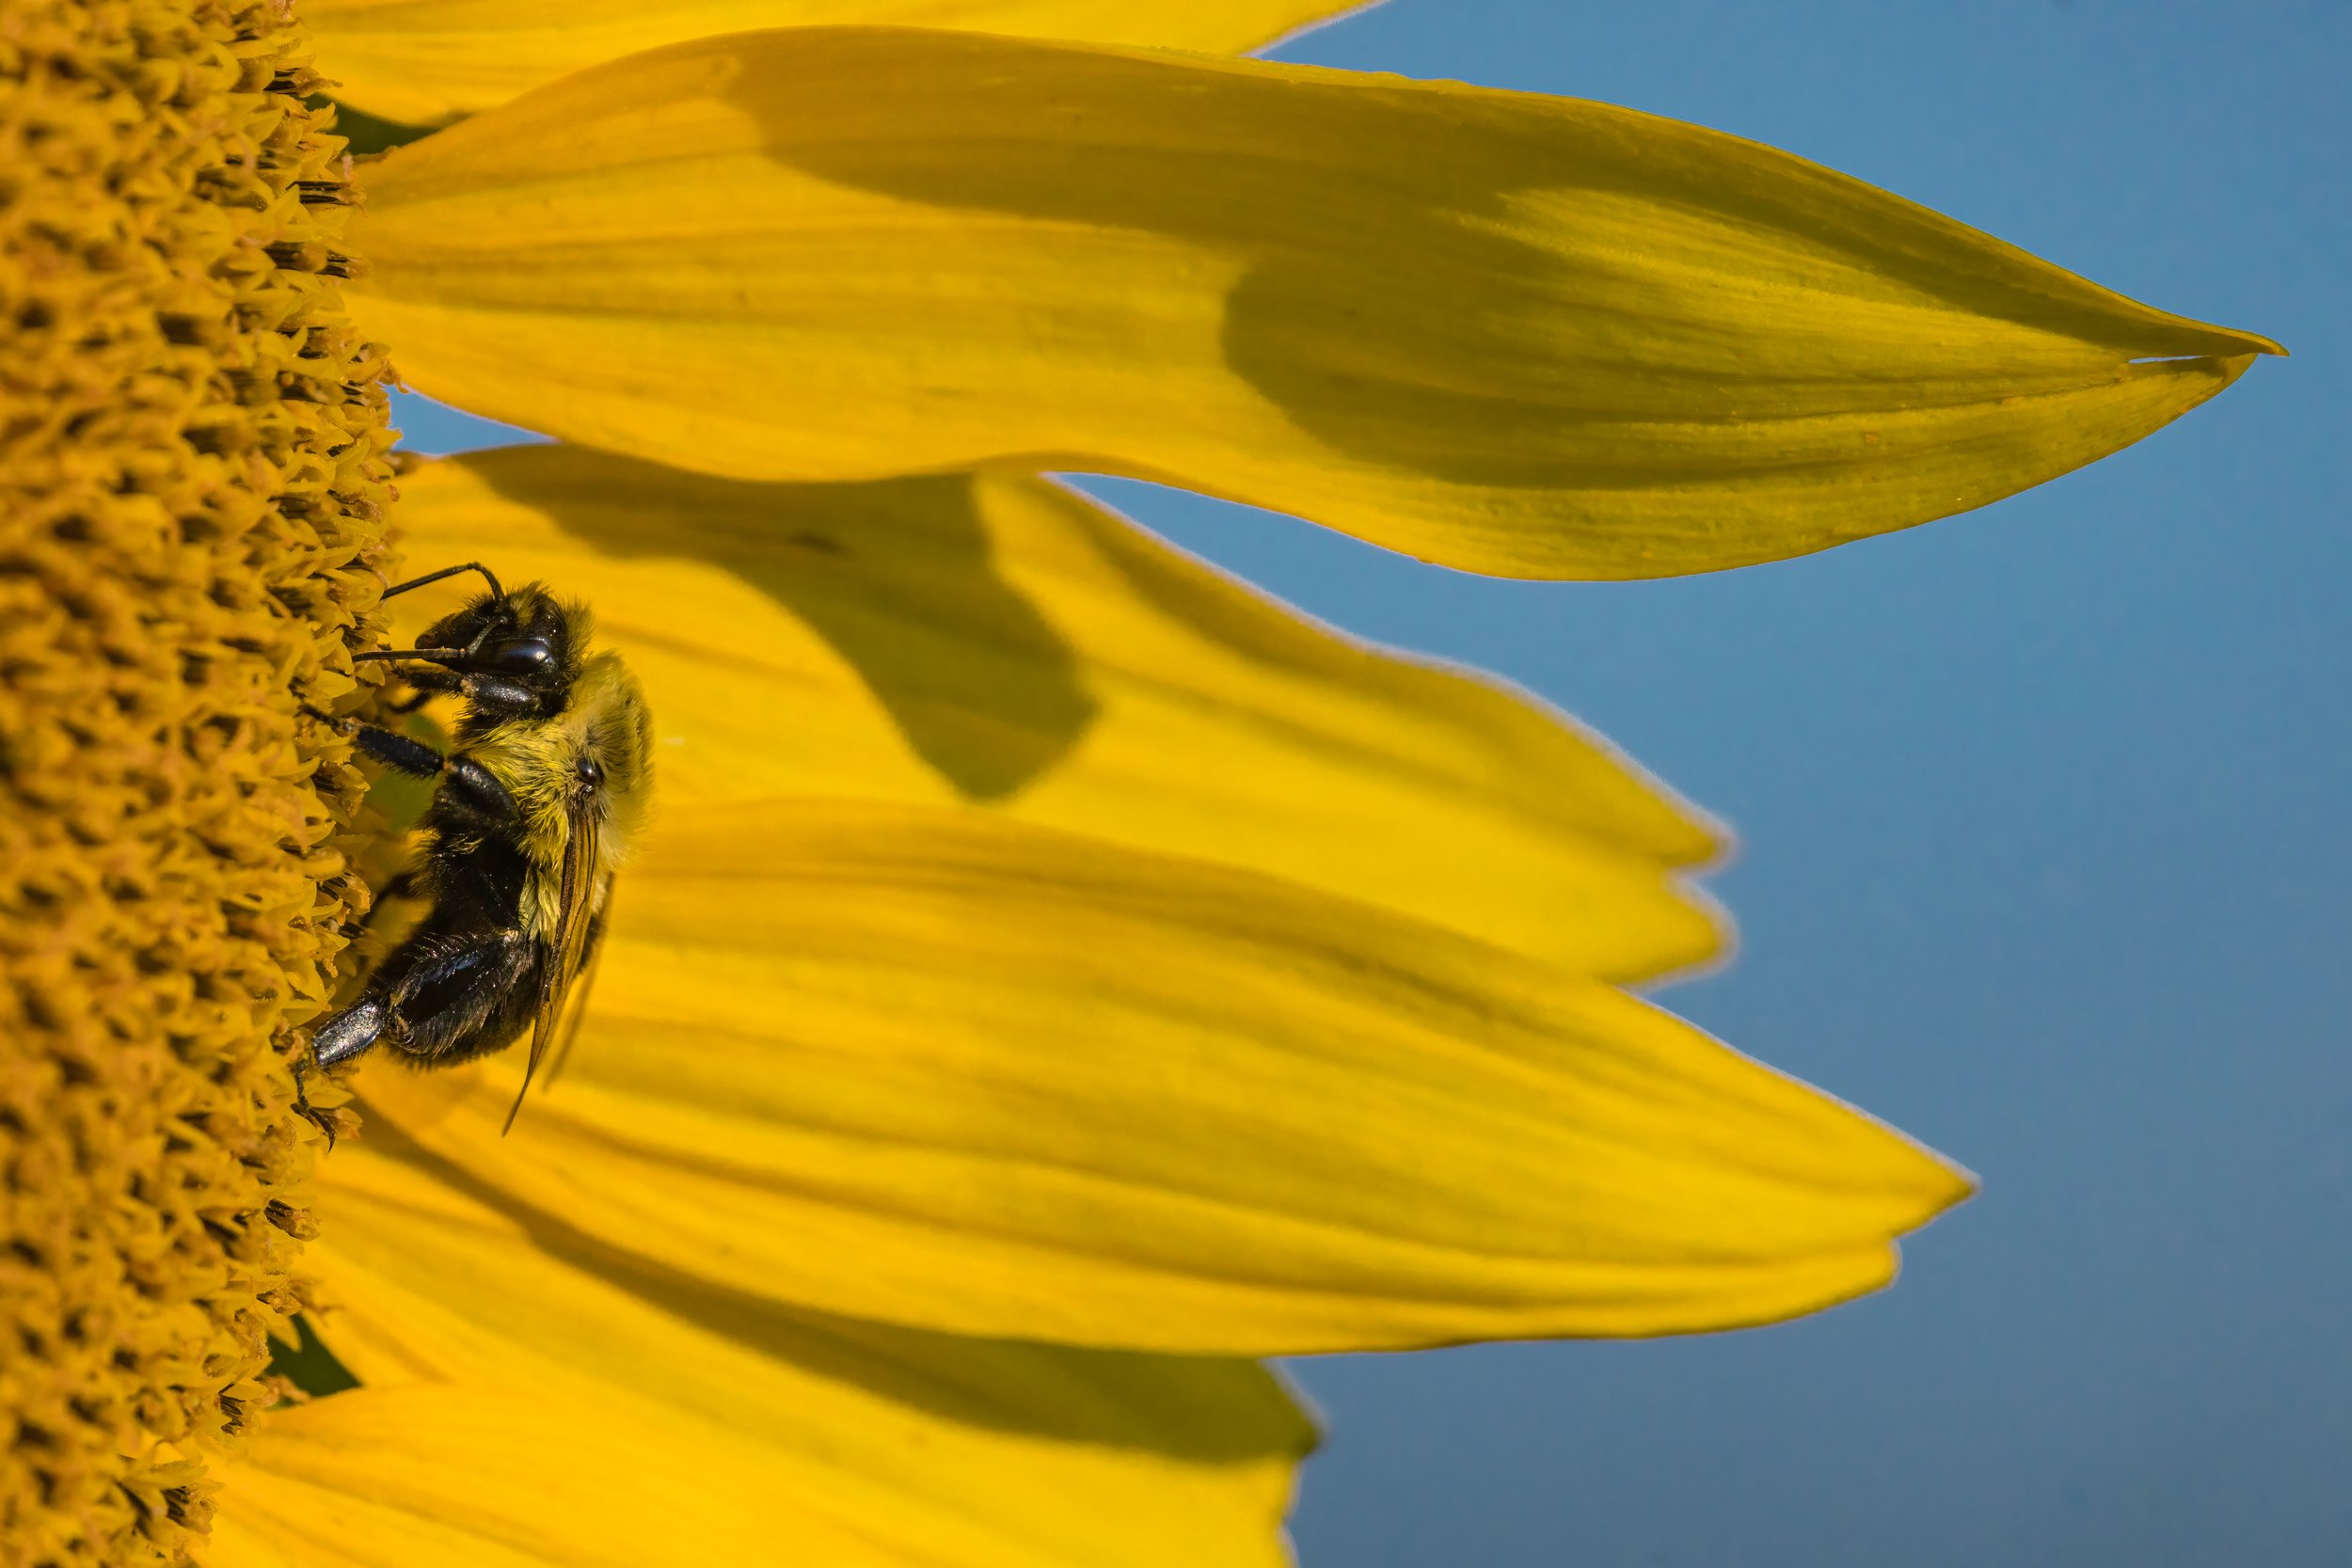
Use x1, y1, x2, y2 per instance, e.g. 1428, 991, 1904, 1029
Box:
504, 786, 604, 1134
539, 894, 611, 1092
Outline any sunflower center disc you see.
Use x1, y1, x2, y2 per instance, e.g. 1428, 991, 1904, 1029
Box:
0, 2, 396, 1560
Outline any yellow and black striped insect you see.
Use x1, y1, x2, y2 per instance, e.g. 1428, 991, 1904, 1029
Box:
303, 562, 652, 1133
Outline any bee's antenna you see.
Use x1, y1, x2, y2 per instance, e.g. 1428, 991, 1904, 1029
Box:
381, 562, 504, 603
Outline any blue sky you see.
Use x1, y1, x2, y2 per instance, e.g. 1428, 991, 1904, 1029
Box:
390, 3, 2348, 1562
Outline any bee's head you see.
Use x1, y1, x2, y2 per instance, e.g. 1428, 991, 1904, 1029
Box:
416, 582, 590, 728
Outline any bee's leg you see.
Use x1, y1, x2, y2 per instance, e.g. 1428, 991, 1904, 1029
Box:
383, 930, 540, 1068
336, 720, 446, 779
359, 659, 464, 706
303, 927, 537, 1072
311, 995, 389, 1069
296, 990, 391, 1151
308, 711, 521, 828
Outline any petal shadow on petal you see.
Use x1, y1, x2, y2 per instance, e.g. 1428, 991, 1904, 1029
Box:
349, 29, 2274, 581
470, 461, 1099, 801
348, 1104, 1311, 1465
721, 29, 2272, 576
736, 29, 2262, 467
394, 446, 1732, 980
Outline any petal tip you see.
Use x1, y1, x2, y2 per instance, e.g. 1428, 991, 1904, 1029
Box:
1904, 1153, 1980, 1234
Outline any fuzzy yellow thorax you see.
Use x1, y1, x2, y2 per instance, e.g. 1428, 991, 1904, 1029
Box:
0, 1, 395, 1560
465, 647, 651, 943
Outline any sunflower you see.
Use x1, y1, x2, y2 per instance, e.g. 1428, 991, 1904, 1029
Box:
0, 2, 2276, 1565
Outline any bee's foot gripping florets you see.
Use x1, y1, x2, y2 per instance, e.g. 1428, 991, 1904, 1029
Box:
290, 1056, 342, 1152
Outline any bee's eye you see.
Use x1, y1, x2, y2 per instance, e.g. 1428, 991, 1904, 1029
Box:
576, 755, 604, 787
482, 637, 554, 676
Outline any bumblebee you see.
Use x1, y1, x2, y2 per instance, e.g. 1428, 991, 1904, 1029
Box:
304, 562, 653, 1133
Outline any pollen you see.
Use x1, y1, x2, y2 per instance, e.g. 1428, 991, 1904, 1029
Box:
0, 1, 396, 1562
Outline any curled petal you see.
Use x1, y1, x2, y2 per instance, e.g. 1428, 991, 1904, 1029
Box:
349, 27, 2280, 579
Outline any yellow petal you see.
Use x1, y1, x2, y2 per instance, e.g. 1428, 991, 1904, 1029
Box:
211, 1385, 943, 1567
211, 1385, 792, 1567
208, 1140, 1307, 1568
389, 448, 1724, 981
310, 1, 1372, 125
356, 798, 1969, 1354
348, 27, 2280, 581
